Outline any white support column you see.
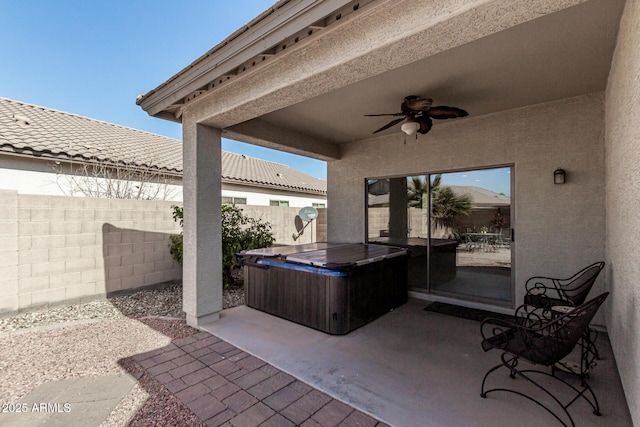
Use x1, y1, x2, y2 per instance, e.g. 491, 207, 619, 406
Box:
182, 121, 223, 329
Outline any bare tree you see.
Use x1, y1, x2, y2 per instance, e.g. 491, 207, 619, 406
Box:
53, 155, 180, 200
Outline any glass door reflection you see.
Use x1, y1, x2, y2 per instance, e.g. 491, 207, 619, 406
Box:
366, 167, 513, 304
429, 168, 512, 303
367, 176, 429, 289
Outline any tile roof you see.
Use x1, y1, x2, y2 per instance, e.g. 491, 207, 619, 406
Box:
368, 182, 509, 207
449, 185, 510, 207
0, 97, 326, 195
0, 97, 182, 173
221, 151, 325, 194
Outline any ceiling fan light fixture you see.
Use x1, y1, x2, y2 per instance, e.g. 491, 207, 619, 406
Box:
401, 120, 420, 136
366, 95, 467, 136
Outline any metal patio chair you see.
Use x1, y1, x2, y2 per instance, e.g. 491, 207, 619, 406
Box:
523, 261, 605, 368
480, 292, 608, 427
523, 262, 605, 308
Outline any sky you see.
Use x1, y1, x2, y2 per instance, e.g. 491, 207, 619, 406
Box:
439, 167, 511, 197
398, 167, 511, 197
0, 0, 327, 180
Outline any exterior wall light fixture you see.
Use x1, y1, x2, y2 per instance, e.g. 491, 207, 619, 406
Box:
554, 168, 566, 184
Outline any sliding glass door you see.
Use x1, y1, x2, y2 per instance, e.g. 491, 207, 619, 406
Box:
366, 166, 513, 305
367, 175, 430, 289
428, 168, 512, 304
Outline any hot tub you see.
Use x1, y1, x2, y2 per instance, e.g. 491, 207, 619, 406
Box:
237, 243, 409, 335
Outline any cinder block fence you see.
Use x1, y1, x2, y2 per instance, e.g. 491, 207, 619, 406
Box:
0, 190, 328, 315
0, 190, 182, 314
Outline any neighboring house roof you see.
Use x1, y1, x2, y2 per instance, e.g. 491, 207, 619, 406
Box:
0, 97, 326, 195
221, 151, 325, 194
367, 181, 509, 207
449, 185, 510, 207
0, 97, 182, 173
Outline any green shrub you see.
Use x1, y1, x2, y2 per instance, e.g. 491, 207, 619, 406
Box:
169, 204, 275, 286
169, 233, 183, 265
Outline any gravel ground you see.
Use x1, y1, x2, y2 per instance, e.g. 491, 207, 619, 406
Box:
0, 282, 245, 333
0, 282, 245, 426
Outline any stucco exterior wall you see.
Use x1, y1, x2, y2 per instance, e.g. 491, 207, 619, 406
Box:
221, 183, 326, 208
0, 155, 326, 207
328, 93, 606, 312
0, 155, 183, 201
604, 0, 640, 423
0, 156, 65, 196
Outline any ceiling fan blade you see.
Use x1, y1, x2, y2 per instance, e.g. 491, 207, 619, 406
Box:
427, 106, 469, 119
402, 96, 433, 113
417, 116, 433, 134
364, 113, 404, 117
373, 118, 405, 133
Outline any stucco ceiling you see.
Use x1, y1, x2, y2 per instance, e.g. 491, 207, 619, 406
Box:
252, 0, 624, 144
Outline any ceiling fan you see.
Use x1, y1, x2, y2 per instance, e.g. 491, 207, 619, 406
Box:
365, 95, 468, 136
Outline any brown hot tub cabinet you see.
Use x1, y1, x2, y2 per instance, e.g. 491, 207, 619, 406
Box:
238, 243, 408, 335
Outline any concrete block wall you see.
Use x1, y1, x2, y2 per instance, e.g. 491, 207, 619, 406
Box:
0, 190, 182, 314
315, 208, 327, 243
368, 207, 429, 239
0, 191, 19, 314
239, 205, 327, 246
0, 192, 329, 314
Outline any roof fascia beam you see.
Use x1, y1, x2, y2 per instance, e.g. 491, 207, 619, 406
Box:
223, 118, 340, 161
140, 0, 353, 117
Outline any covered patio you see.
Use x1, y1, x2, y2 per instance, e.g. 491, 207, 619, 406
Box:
138, 0, 640, 425
201, 299, 632, 426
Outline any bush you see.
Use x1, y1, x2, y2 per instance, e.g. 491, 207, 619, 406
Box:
169, 204, 275, 286
168, 234, 183, 265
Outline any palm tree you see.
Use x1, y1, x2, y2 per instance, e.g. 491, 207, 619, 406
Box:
407, 176, 429, 208
407, 175, 472, 228
431, 180, 473, 229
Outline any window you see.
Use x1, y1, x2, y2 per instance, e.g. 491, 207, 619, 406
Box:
270, 200, 289, 207
222, 196, 247, 205
312, 203, 326, 208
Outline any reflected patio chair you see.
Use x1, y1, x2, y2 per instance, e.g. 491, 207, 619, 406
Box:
495, 229, 511, 248
462, 233, 477, 252
480, 292, 608, 427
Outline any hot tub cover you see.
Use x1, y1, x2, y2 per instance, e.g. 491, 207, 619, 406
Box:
240, 243, 407, 270
240, 242, 349, 258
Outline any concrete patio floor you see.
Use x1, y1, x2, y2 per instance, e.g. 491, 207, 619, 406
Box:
202, 298, 633, 427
